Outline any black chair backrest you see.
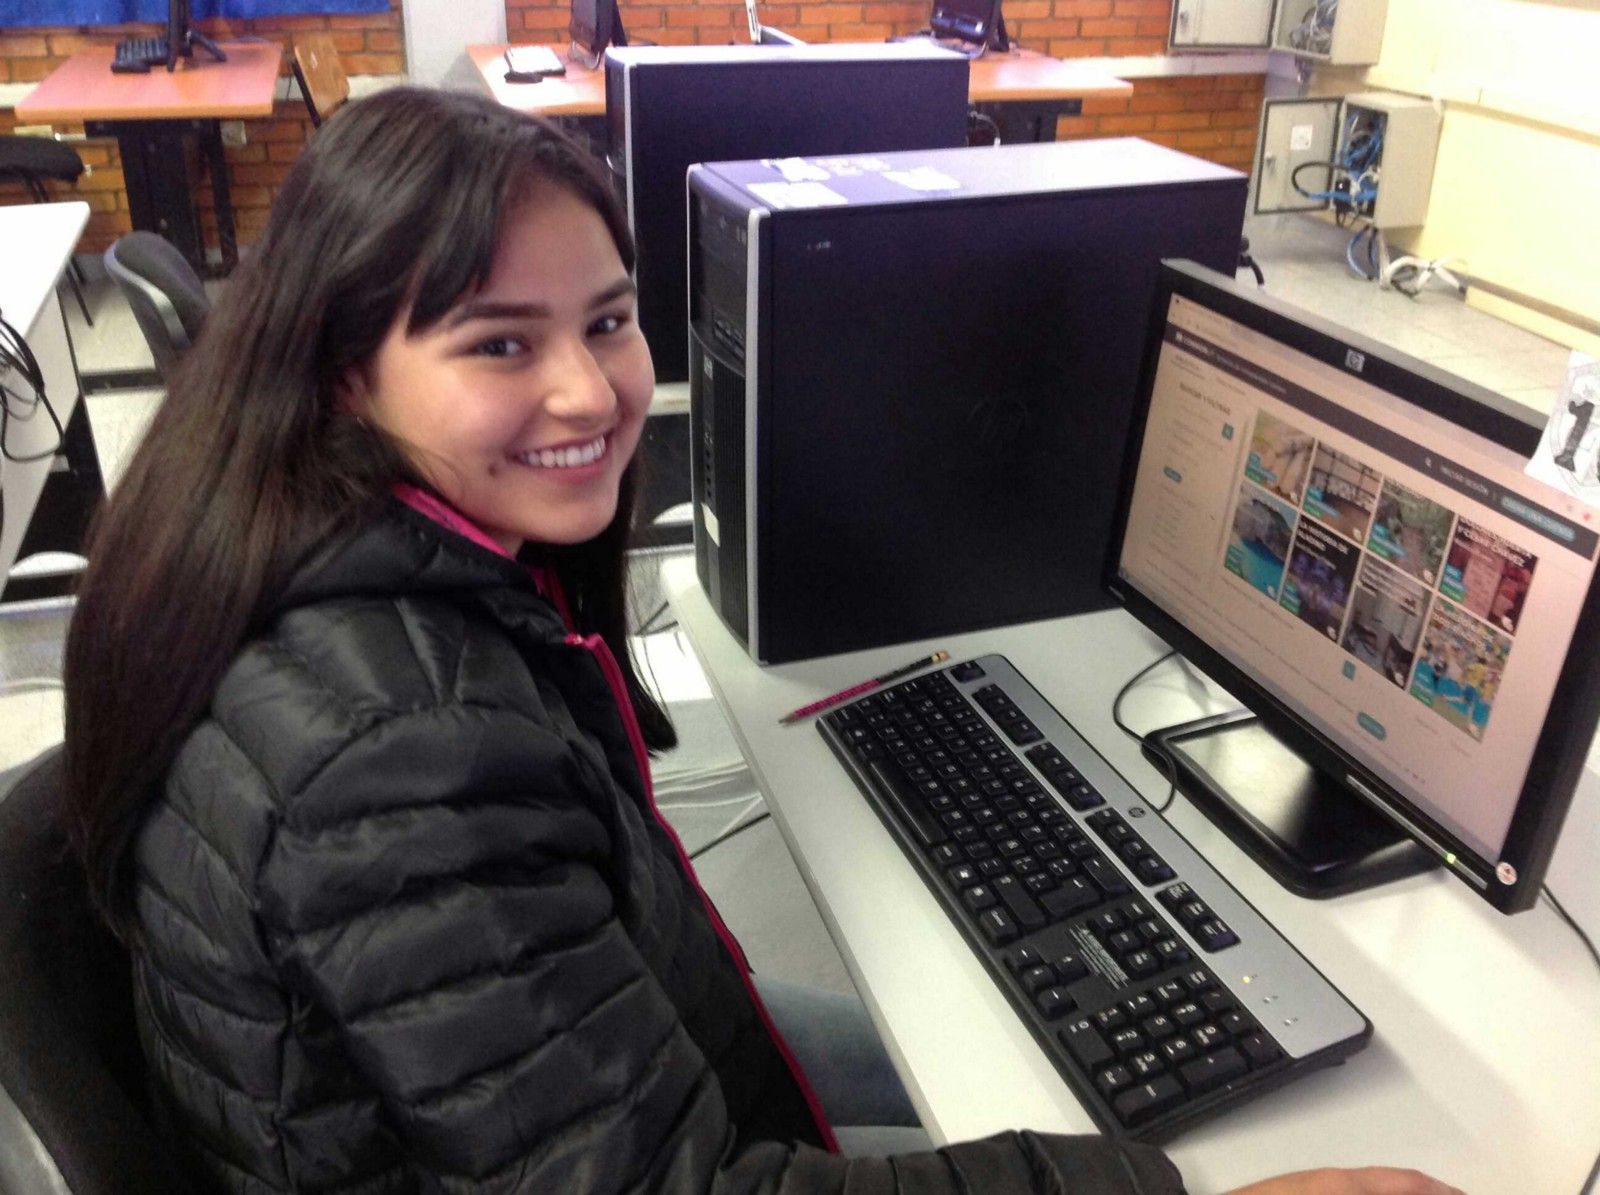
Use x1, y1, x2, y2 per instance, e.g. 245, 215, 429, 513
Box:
103, 232, 211, 381
0, 748, 193, 1194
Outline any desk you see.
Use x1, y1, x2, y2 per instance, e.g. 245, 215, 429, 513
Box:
16, 44, 283, 276
0, 203, 96, 600
661, 555, 1600, 1193
469, 44, 1130, 143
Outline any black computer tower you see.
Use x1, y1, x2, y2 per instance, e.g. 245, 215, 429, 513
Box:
688, 139, 1248, 663
604, 43, 969, 384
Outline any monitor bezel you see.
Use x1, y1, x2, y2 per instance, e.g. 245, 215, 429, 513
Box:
1103, 259, 1600, 914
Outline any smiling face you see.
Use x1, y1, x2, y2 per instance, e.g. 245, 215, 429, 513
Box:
345, 185, 653, 554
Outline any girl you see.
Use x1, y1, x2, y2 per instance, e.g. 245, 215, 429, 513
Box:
62, 87, 1455, 1195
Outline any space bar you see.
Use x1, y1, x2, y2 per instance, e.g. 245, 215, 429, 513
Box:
866, 761, 948, 847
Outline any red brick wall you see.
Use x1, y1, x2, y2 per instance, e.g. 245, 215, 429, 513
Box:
1061, 71, 1264, 174
508, 0, 1173, 55
4, 0, 1264, 257
0, 2, 403, 253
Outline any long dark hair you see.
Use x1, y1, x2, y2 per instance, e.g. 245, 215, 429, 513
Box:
64, 87, 674, 939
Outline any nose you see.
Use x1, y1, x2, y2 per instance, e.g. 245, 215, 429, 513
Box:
542, 334, 617, 425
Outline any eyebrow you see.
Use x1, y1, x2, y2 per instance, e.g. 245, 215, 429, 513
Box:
447, 278, 636, 327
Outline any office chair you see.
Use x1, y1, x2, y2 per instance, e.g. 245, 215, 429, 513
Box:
291, 33, 350, 129
0, 747, 194, 1194
102, 231, 211, 382
0, 135, 96, 327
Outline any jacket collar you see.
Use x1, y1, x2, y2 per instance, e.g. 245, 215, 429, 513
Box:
274, 498, 569, 642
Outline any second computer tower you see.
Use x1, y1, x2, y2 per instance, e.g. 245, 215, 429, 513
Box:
689, 139, 1248, 664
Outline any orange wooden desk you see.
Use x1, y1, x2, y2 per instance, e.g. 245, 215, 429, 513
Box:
470, 43, 1130, 142
18, 43, 282, 274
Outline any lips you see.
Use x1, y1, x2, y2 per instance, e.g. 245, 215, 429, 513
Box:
513, 433, 608, 470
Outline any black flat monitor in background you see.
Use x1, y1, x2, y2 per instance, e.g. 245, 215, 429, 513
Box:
570, 0, 627, 70
1107, 260, 1600, 914
744, 0, 806, 45
930, 0, 1008, 53
604, 43, 969, 383
164, 0, 226, 70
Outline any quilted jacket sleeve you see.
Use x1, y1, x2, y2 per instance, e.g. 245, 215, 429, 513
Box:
251, 696, 1182, 1194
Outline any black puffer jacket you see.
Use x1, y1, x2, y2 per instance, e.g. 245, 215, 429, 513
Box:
130, 501, 1186, 1193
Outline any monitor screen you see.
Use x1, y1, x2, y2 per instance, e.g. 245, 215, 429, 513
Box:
570, 0, 625, 67
1109, 261, 1600, 913
930, 0, 999, 43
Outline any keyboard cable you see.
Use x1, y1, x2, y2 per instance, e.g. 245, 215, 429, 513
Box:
1109, 649, 1182, 814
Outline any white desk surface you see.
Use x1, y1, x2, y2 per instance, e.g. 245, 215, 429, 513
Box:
662, 554, 1600, 1194
0, 202, 87, 334
0, 202, 88, 589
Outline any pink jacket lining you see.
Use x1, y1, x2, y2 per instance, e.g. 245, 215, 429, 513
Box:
391, 484, 839, 1151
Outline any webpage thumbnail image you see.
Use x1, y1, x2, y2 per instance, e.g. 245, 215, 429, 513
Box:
1280, 518, 1359, 641
1226, 480, 1299, 601
1367, 478, 1456, 586
1244, 410, 1315, 505
1411, 598, 1513, 741
1341, 554, 1430, 688
1303, 444, 1381, 543
1441, 518, 1536, 635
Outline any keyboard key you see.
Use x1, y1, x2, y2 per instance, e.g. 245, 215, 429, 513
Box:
1036, 986, 1074, 1020
1141, 1013, 1177, 1040
865, 761, 947, 847
1062, 1018, 1114, 1070
961, 884, 998, 914
1097, 1063, 1134, 1098
1153, 980, 1188, 1006
1160, 1035, 1198, 1067
1108, 1027, 1145, 1056
950, 660, 985, 681
1006, 945, 1045, 974
1083, 857, 1130, 896
1020, 964, 1057, 995
1219, 1011, 1253, 1037
1092, 1007, 1128, 1033
1179, 1046, 1248, 1096
1123, 994, 1156, 1020
1040, 878, 1099, 920
992, 875, 1046, 932
977, 908, 1018, 946
1128, 1050, 1166, 1080
1196, 919, 1240, 952
1191, 1024, 1228, 1053
1170, 1001, 1205, 1028
1113, 1075, 1184, 1126
1123, 950, 1159, 979
1053, 950, 1089, 983
1237, 1032, 1283, 1070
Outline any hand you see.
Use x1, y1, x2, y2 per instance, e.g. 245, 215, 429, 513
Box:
1223, 1167, 1465, 1195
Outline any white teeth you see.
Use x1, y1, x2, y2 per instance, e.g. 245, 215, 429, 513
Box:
519, 435, 607, 469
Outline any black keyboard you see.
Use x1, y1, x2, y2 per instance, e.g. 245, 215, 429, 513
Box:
819, 653, 1371, 1140
111, 36, 169, 74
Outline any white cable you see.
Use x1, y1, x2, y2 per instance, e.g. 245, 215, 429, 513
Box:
0, 677, 63, 696
700, 795, 765, 850
657, 788, 764, 811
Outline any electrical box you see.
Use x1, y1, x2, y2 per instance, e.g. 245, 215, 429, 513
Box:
1171, 0, 1389, 64
1253, 92, 1441, 229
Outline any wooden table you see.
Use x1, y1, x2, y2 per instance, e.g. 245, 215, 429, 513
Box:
470, 43, 1130, 143
17, 43, 283, 275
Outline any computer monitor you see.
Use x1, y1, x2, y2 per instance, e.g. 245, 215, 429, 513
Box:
744, 0, 806, 45
604, 43, 969, 383
569, 0, 627, 70
163, 0, 225, 70
1108, 260, 1600, 914
929, 0, 1009, 52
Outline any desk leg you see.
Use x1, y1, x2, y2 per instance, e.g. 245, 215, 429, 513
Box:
200, 121, 238, 275
975, 99, 1081, 144
90, 118, 236, 278
93, 119, 205, 273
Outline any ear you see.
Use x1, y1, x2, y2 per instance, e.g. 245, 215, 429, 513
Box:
334, 364, 373, 421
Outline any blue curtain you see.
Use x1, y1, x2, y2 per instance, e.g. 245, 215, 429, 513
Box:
4, 0, 387, 27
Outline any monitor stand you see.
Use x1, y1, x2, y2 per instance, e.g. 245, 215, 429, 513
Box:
1142, 710, 1437, 898
166, 29, 227, 71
